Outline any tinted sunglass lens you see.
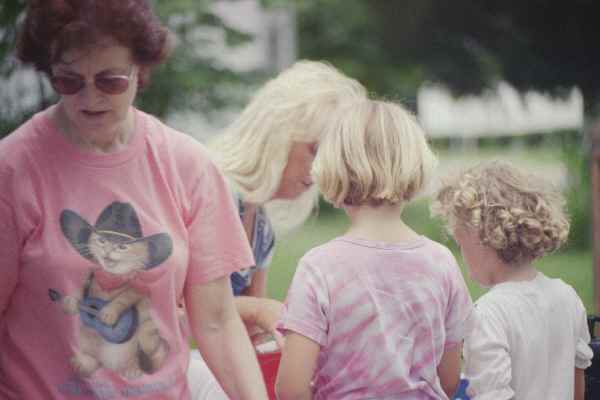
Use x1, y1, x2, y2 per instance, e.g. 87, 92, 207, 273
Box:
95, 76, 130, 95
50, 76, 84, 95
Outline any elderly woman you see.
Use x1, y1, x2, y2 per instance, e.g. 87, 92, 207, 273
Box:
0, 1, 267, 399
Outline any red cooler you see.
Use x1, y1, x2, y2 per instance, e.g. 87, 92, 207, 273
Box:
256, 340, 281, 400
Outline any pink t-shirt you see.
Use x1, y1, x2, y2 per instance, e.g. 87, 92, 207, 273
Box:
279, 235, 473, 400
0, 106, 254, 399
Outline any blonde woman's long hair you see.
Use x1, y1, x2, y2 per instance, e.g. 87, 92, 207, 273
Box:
210, 60, 367, 232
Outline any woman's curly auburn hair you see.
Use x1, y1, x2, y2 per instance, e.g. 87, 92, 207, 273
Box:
16, 0, 173, 88
431, 161, 569, 265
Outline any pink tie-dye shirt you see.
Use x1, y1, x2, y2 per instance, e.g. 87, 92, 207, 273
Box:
279, 235, 473, 400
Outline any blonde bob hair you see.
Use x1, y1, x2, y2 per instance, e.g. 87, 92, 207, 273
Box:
210, 60, 366, 231
313, 98, 437, 208
431, 161, 569, 265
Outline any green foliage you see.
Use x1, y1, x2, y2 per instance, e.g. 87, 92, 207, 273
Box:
0, 0, 37, 139
137, 0, 257, 118
295, 0, 504, 104
295, 0, 426, 106
0, 0, 24, 76
562, 131, 592, 251
296, 0, 599, 113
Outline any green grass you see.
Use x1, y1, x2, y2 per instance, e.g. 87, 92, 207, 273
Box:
268, 199, 594, 313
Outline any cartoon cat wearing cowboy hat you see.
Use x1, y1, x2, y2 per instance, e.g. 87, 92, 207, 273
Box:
49, 201, 172, 379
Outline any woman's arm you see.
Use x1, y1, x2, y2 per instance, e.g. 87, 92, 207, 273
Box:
235, 295, 285, 347
238, 266, 285, 346
243, 269, 267, 298
275, 332, 319, 400
186, 275, 268, 400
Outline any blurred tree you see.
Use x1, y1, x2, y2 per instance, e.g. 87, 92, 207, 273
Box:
297, 0, 599, 114
138, 0, 255, 118
0, 0, 254, 138
0, 0, 32, 135
0, 0, 25, 82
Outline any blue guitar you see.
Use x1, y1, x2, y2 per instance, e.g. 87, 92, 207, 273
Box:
48, 289, 138, 344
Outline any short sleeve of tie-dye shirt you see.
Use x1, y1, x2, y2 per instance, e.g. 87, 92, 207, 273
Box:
278, 258, 330, 346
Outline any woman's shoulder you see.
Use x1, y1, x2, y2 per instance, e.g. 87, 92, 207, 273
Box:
137, 109, 216, 170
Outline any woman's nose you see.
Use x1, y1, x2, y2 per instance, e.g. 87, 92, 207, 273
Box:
76, 79, 104, 102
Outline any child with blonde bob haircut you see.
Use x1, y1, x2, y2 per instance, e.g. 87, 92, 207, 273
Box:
276, 98, 473, 400
432, 161, 593, 400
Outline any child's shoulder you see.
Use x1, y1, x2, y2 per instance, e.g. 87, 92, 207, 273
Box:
476, 273, 583, 316
538, 274, 586, 309
419, 236, 456, 258
300, 235, 457, 269
300, 236, 349, 261
302, 235, 451, 254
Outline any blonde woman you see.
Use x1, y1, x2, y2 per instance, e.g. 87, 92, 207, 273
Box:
432, 161, 593, 400
187, 60, 367, 399
211, 60, 367, 341
276, 98, 472, 400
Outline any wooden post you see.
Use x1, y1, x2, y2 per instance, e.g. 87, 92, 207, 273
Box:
592, 119, 600, 318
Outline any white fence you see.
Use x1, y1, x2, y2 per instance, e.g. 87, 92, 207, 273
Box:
418, 82, 584, 139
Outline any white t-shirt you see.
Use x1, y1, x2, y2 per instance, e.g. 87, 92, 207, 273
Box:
463, 272, 593, 400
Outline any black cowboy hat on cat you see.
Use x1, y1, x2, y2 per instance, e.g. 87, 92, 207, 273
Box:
60, 201, 172, 269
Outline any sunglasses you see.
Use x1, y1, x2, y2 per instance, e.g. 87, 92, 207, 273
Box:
50, 65, 135, 96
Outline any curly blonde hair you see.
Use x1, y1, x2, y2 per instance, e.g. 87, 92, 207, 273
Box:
431, 161, 569, 265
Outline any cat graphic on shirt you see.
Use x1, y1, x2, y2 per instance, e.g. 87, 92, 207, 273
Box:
54, 202, 172, 379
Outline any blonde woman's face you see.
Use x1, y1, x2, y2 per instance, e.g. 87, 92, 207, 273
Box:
273, 141, 318, 200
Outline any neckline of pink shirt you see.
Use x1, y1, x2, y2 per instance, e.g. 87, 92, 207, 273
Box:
34, 105, 146, 168
335, 234, 427, 250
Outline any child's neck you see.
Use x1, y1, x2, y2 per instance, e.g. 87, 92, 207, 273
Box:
491, 262, 538, 286
344, 203, 420, 244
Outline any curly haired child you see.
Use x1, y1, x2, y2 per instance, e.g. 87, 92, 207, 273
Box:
275, 98, 473, 400
432, 161, 593, 400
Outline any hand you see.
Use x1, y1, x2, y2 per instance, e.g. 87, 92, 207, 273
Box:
236, 296, 286, 348
62, 296, 80, 315
99, 306, 119, 326
254, 298, 285, 348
